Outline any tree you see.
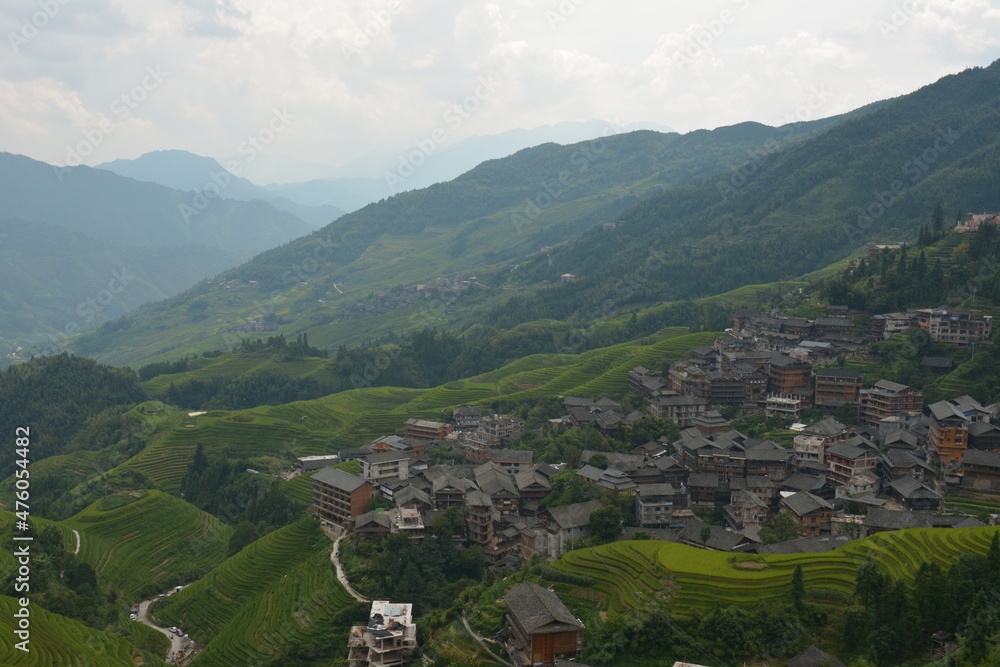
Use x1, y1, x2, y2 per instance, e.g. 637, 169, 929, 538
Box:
791, 564, 806, 610
759, 511, 804, 544
590, 506, 623, 544
588, 453, 609, 469
932, 201, 945, 233
431, 506, 465, 539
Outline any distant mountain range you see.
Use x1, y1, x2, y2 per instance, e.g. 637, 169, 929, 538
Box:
0, 152, 321, 360
62, 113, 854, 366
254, 120, 678, 212
97, 150, 344, 228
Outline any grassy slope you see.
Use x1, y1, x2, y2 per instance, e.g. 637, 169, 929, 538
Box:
550, 526, 1000, 615
154, 517, 360, 665
61, 490, 232, 599
114, 328, 716, 496
0, 596, 167, 667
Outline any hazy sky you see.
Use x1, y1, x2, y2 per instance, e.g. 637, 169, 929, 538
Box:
2, 0, 999, 172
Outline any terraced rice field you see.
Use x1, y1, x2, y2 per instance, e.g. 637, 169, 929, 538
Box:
124, 328, 717, 493
549, 526, 1000, 615
156, 518, 360, 665
63, 490, 232, 598
0, 596, 161, 666
0, 513, 76, 574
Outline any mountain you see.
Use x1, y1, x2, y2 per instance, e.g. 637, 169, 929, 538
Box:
261, 119, 678, 212
0, 219, 236, 360
97, 150, 345, 227
0, 152, 314, 252
483, 62, 1000, 328
63, 114, 856, 366
0, 153, 320, 359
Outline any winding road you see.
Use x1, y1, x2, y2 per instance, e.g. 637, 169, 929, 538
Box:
136, 587, 196, 665
324, 524, 368, 603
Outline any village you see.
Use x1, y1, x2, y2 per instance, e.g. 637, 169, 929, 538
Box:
304, 290, 1000, 666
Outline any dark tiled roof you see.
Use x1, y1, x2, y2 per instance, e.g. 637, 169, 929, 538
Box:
547, 500, 603, 530
311, 467, 368, 492
755, 535, 851, 555
505, 583, 583, 635
787, 645, 847, 667
782, 492, 832, 516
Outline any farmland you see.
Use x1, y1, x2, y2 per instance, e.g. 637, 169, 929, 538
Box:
153, 517, 363, 665
62, 490, 232, 599
548, 526, 1000, 615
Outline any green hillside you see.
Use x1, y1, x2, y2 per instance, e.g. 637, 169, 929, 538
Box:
154, 517, 363, 665
106, 329, 715, 494
548, 526, 1000, 615
63, 490, 232, 598
0, 595, 167, 667
66, 118, 857, 367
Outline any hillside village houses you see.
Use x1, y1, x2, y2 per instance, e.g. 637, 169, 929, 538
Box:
309, 305, 999, 572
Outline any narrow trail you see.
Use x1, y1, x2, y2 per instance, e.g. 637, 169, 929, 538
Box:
324, 525, 369, 603
461, 612, 512, 666
72, 529, 80, 555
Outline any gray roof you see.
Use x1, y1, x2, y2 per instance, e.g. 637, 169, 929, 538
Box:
803, 416, 846, 437
864, 507, 983, 530
311, 467, 369, 492
755, 535, 852, 555
815, 368, 862, 379
465, 490, 494, 508
394, 485, 431, 507
353, 511, 392, 530
826, 442, 868, 461
963, 449, 1000, 468
493, 449, 533, 463
365, 451, 411, 464
787, 645, 847, 667
547, 500, 603, 531
514, 470, 550, 491
782, 473, 825, 493
636, 483, 682, 498
782, 492, 832, 516
505, 583, 583, 635
887, 476, 941, 500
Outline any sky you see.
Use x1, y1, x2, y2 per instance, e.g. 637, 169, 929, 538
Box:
2, 0, 1000, 176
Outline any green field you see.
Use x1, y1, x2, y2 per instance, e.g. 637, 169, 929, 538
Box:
100, 328, 717, 495
0, 596, 167, 666
154, 517, 362, 665
62, 490, 232, 599
549, 526, 1000, 615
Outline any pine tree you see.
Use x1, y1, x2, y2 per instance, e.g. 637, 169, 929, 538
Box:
932, 201, 944, 233
791, 564, 806, 609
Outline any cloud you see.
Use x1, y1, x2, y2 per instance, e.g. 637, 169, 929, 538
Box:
1, 0, 999, 170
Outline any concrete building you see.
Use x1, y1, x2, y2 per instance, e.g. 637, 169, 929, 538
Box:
312, 467, 373, 526
929, 395, 990, 465
348, 600, 418, 667
915, 307, 992, 347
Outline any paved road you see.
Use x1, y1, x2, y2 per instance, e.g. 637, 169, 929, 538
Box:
325, 526, 368, 603
136, 587, 195, 664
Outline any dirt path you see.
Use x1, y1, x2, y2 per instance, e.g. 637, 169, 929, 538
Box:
72, 529, 80, 555
461, 612, 512, 666
324, 525, 368, 603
